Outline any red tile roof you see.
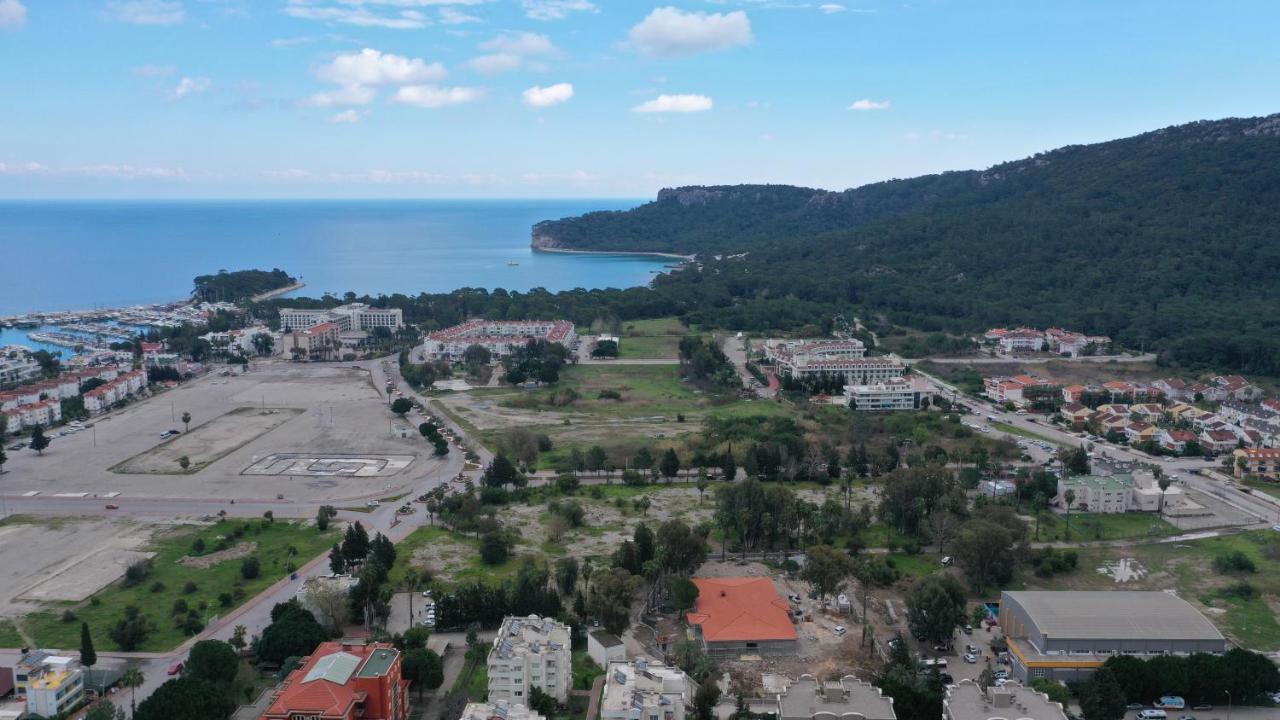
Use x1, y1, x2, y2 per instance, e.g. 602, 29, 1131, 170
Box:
687, 577, 797, 643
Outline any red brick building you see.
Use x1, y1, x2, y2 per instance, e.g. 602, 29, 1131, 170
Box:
260, 641, 408, 720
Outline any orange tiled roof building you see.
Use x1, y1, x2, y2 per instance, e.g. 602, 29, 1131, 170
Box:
260, 641, 409, 720
686, 577, 798, 658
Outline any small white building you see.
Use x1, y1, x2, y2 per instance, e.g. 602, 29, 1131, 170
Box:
487, 615, 573, 704
844, 377, 934, 411
461, 701, 546, 720
24, 655, 84, 719
587, 630, 626, 670
600, 660, 696, 720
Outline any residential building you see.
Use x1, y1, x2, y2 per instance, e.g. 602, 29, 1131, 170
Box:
998, 328, 1046, 353
1061, 385, 1086, 404
460, 702, 546, 720
1158, 429, 1198, 454
1061, 403, 1091, 426
984, 374, 1057, 406
18, 654, 84, 719
600, 660, 696, 720
1199, 429, 1239, 455
0, 352, 43, 387
771, 674, 895, 720
776, 356, 903, 385
763, 338, 867, 371
1153, 378, 1189, 400
487, 615, 572, 704
1056, 471, 1184, 515
284, 321, 341, 362
998, 591, 1225, 682
686, 577, 798, 658
1213, 375, 1260, 402
280, 304, 404, 333
260, 641, 407, 720
1234, 448, 1280, 480
843, 377, 934, 411
423, 320, 577, 360
943, 681, 1066, 720
1123, 421, 1157, 445
588, 630, 627, 670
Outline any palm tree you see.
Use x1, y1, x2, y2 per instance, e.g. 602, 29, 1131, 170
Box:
1063, 489, 1076, 541
181, 411, 191, 433
403, 569, 420, 624
1157, 476, 1172, 517
119, 667, 145, 716
1031, 491, 1046, 541
695, 475, 709, 504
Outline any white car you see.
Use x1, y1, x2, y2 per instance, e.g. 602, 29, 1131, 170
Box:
366, 500, 381, 508
833, 625, 847, 637
963, 653, 977, 664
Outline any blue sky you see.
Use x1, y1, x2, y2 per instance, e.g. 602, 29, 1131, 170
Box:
1, 0, 1278, 198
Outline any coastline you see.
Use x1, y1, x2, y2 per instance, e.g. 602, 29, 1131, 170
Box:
532, 246, 695, 262
250, 281, 306, 303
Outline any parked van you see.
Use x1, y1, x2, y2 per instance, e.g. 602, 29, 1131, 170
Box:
1137, 710, 1167, 720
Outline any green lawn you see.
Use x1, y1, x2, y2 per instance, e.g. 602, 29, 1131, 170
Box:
0, 620, 24, 647
450, 659, 488, 702
1033, 511, 1178, 542
885, 552, 943, 578
571, 651, 604, 690
19, 520, 335, 652
1242, 477, 1280, 500
991, 422, 1063, 446
622, 317, 689, 337
617, 335, 682, 359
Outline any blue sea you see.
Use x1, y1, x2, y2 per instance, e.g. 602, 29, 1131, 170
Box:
0, 199, 669, 335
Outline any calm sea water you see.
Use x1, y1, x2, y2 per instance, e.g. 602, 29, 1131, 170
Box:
0, 199, 663, 319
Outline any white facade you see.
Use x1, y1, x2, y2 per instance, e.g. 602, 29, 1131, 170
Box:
461, 702, 547, 720
423, 320, 578, 360
600, 660, 695, 720
588, 630, 627, 670
843, 377, 933, 411
487, 615, 573, 704
24, 656, 84, 719
280, 303, 404, 333
0, 352, 42, 386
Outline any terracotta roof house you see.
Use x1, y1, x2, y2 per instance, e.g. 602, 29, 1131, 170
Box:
260, 641, 407, 720
687, 577, 797, 658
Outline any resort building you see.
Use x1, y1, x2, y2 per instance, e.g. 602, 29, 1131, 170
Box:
769, 674, 896, 720
764, 338, 866, 365
487, 615, 572, 704
460, 702, 546, 720
843, 376, 934, 411
259, 641, 407, 720
1234, 448, 1280, 480
600, 660, 696, 720
998, 591, 1225, 682
280, 303, 404, 333
422, 320, 577, 360
686, 577, 798, 658
284, 321, 341, 362
943, 681, 1066, 720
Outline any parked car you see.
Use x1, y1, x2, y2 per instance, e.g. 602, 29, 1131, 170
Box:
167, 662, 183, 676
366, 500, 380, 508
833, 625, 847, 637
1136, 711, 1168, 720
1190, 705, 1212, 712
963, 653, 977, 664
7, 442, 25, 451
940, 556, 953, 567
105, 504, 119, 510
1154, 697, 1185, 710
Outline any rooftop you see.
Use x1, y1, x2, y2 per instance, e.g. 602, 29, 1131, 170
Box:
944, 681, 1066, 720
601, 660, 693, 714
775, 675, 896, 720
1002, 591, 1224, 642
264, 641, 399, 718
461, 701, 546, 720
491, 615, 571, 661
687, 577, 797, 643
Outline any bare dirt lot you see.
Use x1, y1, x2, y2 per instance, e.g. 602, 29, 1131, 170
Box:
0, 516, 157, 617
112, 407, 303, 474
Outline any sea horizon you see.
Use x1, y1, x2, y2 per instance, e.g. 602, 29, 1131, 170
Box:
0, 198, 663, 320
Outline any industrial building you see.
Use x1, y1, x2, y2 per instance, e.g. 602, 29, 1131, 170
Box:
998, 591, 1226, 682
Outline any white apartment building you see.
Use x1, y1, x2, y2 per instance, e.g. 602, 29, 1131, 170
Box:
1057, 470, 1187, 515
487, 615, 572, 704
944, 681, 1065, 720
764, 338, 866, 365
20, 655, 85, 719
423, 320, 577, 360
280, 303, 404, 333
844, 377, 934, 411
600, 660, 696, 720
775, 356, 904, 384
0, 351, 42, 386
461, 702, 546, 720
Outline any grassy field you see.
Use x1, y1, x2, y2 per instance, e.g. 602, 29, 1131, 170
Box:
1033, 511, 1179, 542
0, 620, 23, 647
1023, 529, 1280, 650
992, 421, 1063, 446
390, 525, 520, 586
617, 335, 682, 359
622, 317, 689, 337
18, 519, 335, 652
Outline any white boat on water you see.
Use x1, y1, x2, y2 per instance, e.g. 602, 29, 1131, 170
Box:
507, 261, 520, 266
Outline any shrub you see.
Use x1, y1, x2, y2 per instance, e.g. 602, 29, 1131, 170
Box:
241, 556, 261, 580
150, 581, 167, 593
192, 537, 206, 554
219, 592, 233, 608
479, 532, 510, 565
183, 581, 199, 595
1222, 581, 1257, 599
1213, 551, 1257, 574
597, 390, 622, 400
123, 559, 152, 587
172, 599, 189, 615
60, 609, 77, 623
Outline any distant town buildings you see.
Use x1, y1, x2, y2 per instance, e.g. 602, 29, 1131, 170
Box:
279, 303, 405, 333
600, 660, 696, 720
944, 681, 1066, 720
1, 365, 145, 429
843, 376, 935, 411
998, 591, 1225, 682
422, 320, 577, 361
259, 641, 407, 720
487, 615, 572, 704
983, 327, 1111, 357
686, 577, 798, 658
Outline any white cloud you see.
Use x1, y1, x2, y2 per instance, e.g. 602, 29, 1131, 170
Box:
133, 64, 176, 77
522, 82, 573, 107
819, 3, 844, 13
480, 31, 556, 56
305, 84, 377, 107
108, 0, 184, 25
171, 76, 211, 100
632, 93, 713, 113
317, 48, 447, 87
522, 0, 595, 21
284, 1, 429, 29
468, 53, 522, 74
438, 7, 480, 24
848, 98, 890, 110
0, 0, 27, 30
0, 161, 43, 174
627, 7, 752, 58
393, 84, 484, 108
327, 109, 366, 123
263, 168, 452, 185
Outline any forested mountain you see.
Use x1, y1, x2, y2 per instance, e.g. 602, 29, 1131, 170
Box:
534, 114, 1280, 374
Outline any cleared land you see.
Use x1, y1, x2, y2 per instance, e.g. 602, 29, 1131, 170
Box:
2, 363, 431, 502
112, 407, 302, 474
243, 453, 415, 477
16, 519, 335, 652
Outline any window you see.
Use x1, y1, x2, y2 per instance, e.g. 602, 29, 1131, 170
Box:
1032, 669, 1046, 678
